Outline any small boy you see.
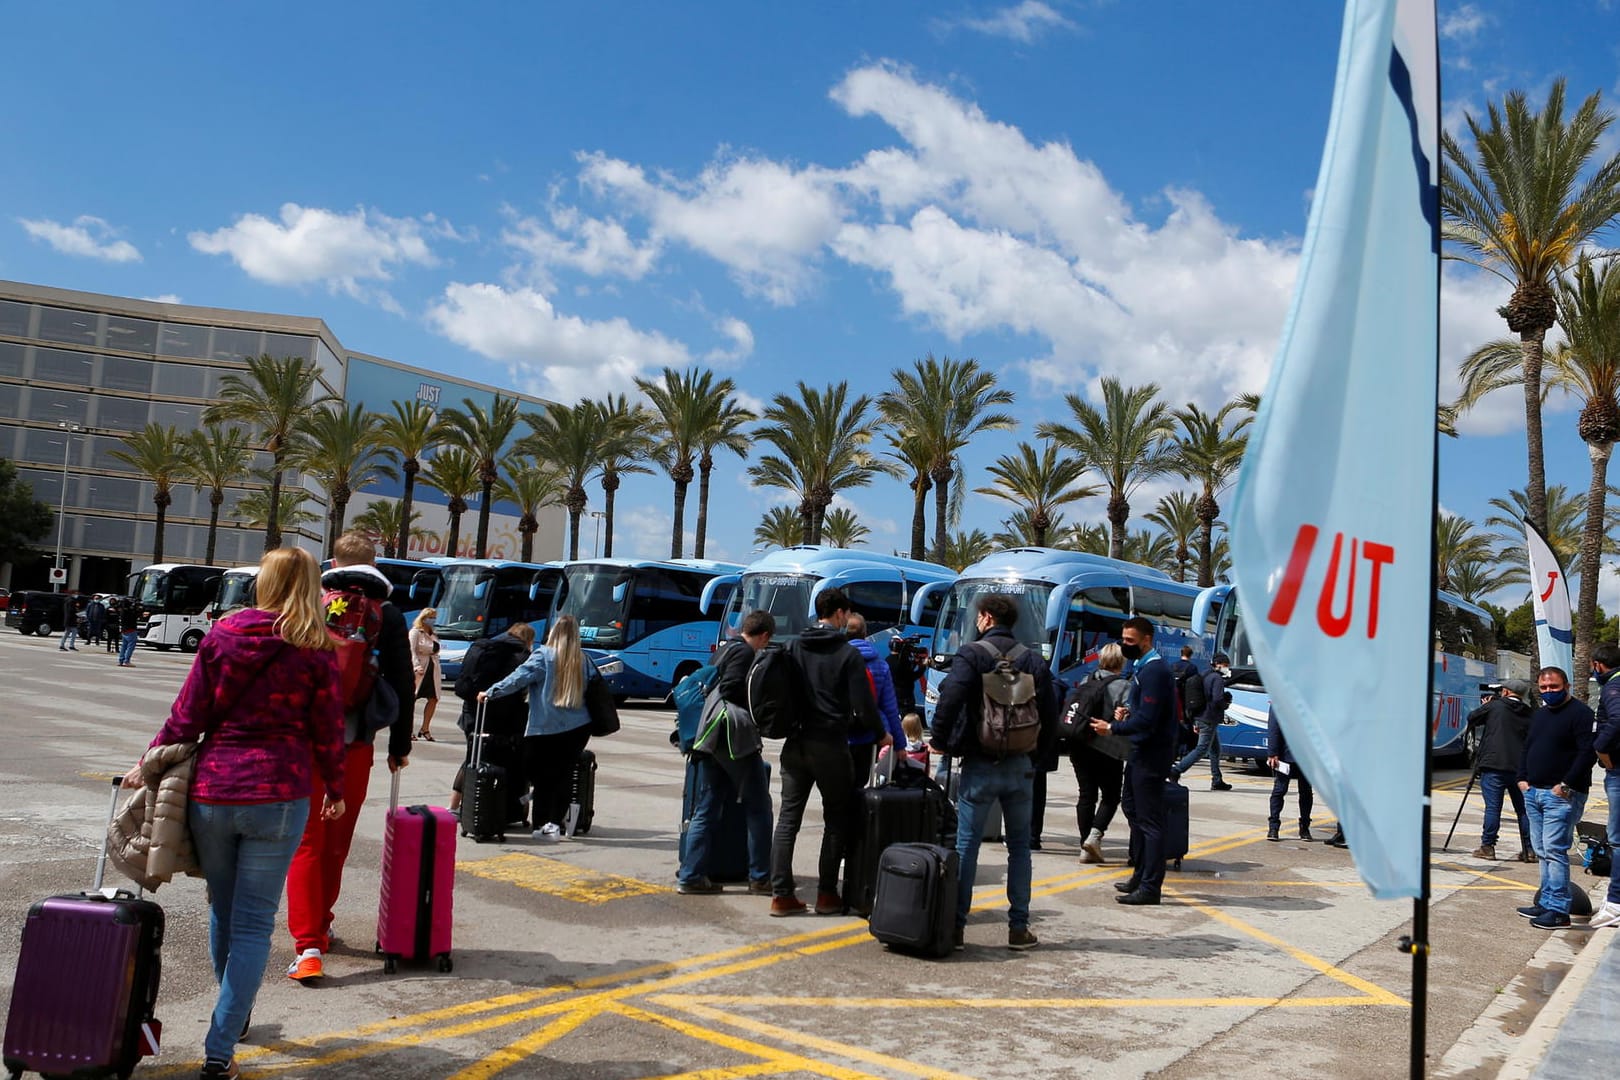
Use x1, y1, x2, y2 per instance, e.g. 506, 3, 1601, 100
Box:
900, 713, 931, 775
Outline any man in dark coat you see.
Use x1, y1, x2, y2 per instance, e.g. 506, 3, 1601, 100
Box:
1464, 679, 1534, 861
1266, 707, 1313, 842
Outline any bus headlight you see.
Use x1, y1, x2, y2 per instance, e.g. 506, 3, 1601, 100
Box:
596, 658, 625, 676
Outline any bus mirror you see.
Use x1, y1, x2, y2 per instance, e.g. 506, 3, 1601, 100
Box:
930, 653, 952, 672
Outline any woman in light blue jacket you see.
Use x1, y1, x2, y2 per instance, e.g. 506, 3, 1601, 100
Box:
481, 614, 595, 840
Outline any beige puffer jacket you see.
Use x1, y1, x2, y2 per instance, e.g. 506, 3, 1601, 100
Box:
107, 742, 201, 891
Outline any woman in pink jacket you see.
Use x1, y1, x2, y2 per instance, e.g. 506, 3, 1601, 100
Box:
124, 546, 346, 1079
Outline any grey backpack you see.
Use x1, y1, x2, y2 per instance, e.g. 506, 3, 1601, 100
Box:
971, 640, 1040, 757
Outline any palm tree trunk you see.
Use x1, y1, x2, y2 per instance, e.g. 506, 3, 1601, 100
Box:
1107, 491, 1129, 561
521, 525, 535, 563
568, 510, 582, 560
205, 492, 222, 566
446, 511, 462, 562
1574, 439, 1612, 702
1197, 492, 1217, 588
931, 471, 952, 562
909, 473, 930, 561
671, 479, 689, 559
476, 480, 493, 559
1522, 333, 1548, 535
695, 465, 712, 559
330, 495, 350, 557
799, 504, 814, 546
265, 457, 285, 552
153, 499, 166, 564
397, 463, 418, 560
603, 483, 617, 559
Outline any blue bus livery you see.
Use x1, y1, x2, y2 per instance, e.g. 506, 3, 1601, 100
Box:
554, 557, 743, 699
432, 559, 564, 680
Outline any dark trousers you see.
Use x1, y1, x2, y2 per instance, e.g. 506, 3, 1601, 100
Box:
1031, 770, 1047, 841
1122, 759, 1167, 896
771, 735, 856, 897
1072, 745, 1125, 837
522, 726, 592, 831
1269, 766, 1314, 830
850, 741, 877, 788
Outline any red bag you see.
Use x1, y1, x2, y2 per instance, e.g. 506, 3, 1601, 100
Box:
321, 585, 384, 711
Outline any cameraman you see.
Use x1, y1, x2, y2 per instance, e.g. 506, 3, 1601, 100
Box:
1466, 680, 1535, 862
887, 634, 924, 715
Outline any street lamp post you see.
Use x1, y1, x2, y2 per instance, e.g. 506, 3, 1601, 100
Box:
53, 421, 81, 593
589, 511, 606, 559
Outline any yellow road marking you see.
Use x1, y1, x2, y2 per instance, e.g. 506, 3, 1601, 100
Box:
614, 1000, 891, 1080
1166, 878, 1529, 891
445, 1006, 597, 1080
1432, 862, 1537, 891
650, 992, 1391, 1010
1162, 887, 1407, 1006
458, 852, 670, 902
641, 1065, 788, 1080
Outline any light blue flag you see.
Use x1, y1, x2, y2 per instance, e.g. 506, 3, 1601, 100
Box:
1524, 521, 1574, 677
1229, 0, 1438, 899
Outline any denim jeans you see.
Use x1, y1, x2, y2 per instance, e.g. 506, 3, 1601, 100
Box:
1524, 785, 1586, 915
118, 630, 139, 664
680, 753, 773, 885
58, 624, 78, 649
954, 754, 1034, 931
189, 798, 310, 1064
771, 735, 856, 897
1174, 722, 1224, 783
1606, 770, 1620, 907
1477, 768, 1530, 851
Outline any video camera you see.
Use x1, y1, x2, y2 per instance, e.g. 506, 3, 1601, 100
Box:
894, 632, 930, 670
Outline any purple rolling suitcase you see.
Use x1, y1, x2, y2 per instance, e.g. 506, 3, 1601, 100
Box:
3, 779, 164, 1080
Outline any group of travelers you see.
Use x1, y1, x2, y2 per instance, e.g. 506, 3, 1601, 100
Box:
54, 590, 143, 664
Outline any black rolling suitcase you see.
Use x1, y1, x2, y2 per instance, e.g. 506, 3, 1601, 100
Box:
937, 756, 1002, 841
566, 749, 597, 836
868, 842, 959, 958
1163, 780, 1189, 870
462, 699, 508, 843
844, 781, 947, 917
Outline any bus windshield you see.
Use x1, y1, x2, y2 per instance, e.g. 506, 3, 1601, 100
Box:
131, 570, 167, 607
731, 573, 816, 641
934, 578, 1054, 657
1215, 592, 1263, 689
216, 573, 255, 613
556, 564, 632, 647
435, 566, 497, 641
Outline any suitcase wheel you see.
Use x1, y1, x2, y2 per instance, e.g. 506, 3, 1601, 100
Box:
437, 954, 454, 973
374, 940, 382, 955
383, 954, 397, 975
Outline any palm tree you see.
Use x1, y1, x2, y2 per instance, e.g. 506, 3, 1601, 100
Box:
235, 485, 319, 533
179, 423, 252, 565
377, 401, 446, 564
748, 381, 894, 544
993, 508, 1069, 550
204, 353, 335, 551
592, 395, 655, 559
973, 440, 1095, 548
693, 393, 755, 559
421, 448, 481, 560
1449, 556, 1519, 605
1435, 511, 1497, 593
1172, 398, 1252, 586
822, 507, 870, 548
1063, 522, 1112, 556
1147, 491, 1203, 583
938, 529, 995, 571
295, 404, 396, 556
109, 423, 188, 564
753, 506, 803, 550
1121, 529, 1178, 575
516, 401, 605, 559
496, 456, 564, 563
350, 499, 427, 559
635, 367, 735, 558
877, 355, 1017, 562
884, 432, 935, 561
1485, 483, 1593, 585
440, 395, 521, 559
1038, 377, 1177, 559
1442, 78, 1620, 534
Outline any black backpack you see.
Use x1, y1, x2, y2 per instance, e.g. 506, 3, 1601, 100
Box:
747, 643, 803, 740
1178, 666, 1208, 724
1058, 672, 1118, 743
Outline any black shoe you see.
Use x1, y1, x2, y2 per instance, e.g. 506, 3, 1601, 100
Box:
1325, 832, 1348, 848
1116, 890, 1161, 906
1113, 880, 1139, 893
1266, 826, 1280, 842
1299, 827, 1314, 842
677, 878, 724, 895
1210, 781, 1233, 791
1516, 904, 1547, 920
1029, 837, 1042, 851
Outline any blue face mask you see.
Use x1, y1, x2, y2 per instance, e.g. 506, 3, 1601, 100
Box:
1540, 689, 1567, 707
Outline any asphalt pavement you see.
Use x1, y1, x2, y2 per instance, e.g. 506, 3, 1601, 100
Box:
0, 628, 1611, 1079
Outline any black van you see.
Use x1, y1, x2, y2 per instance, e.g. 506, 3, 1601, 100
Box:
4, 591, 73, 636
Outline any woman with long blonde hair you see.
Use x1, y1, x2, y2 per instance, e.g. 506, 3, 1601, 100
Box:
409, 607, 443, 740
480, 614, 595, 840
123, 546, 346, 1078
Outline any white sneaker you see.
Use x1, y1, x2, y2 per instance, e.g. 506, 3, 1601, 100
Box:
532, 823, 562, 842
1589, 902, 1620, 929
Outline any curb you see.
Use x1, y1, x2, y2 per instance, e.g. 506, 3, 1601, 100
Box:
1495, 922, 1613, 1080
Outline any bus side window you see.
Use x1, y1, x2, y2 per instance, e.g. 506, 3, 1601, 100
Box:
631, 570, 704, 635
845, 580, 904, 636
1435, 600, 1465, 655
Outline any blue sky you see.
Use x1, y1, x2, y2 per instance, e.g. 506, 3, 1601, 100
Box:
4, 1, 1619, 585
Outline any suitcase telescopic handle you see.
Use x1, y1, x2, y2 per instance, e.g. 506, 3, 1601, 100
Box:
390, 768, 401, 815
94, 775, 121, 893
471, 696, 489, 769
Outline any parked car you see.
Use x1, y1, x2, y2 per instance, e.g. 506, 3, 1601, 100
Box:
0, 587, 9, 612
4, 591, 73, 636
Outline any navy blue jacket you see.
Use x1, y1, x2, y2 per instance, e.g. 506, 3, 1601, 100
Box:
1595, 670, 1620, 760
930, 626, 1059, 761
1111, 650, 1178, 773
1266, 708, 1299, 766
1200, 668, 1229, 728
1518, 698, 1597, 792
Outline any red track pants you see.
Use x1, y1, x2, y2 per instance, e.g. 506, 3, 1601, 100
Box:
286, 741, 374, 954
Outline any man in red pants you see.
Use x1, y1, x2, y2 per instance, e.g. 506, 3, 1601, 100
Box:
285, 533, 414, 982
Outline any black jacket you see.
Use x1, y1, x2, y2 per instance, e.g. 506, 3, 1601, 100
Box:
1266, 709, 1299, 767
1199, 668, 1230, 728
1595, 671, 1620, 760
455, 632, 532, 738
712, 637, 756, 707
1112, 651, 1179, 773
788, 624, 882, 741
1465, 695, 1532, 773
320, 565, 414, 762
930, 626, 1059, 761
1518, 698, 1597, 792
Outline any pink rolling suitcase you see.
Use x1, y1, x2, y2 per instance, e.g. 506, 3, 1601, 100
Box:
376, 773, 455, 974
3, 779, 164, 1080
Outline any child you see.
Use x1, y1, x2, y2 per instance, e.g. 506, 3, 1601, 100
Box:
900, 712, 930, 775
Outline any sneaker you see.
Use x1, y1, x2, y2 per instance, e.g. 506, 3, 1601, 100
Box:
286, 948, 323, 983
953, 927, 965, 952
532, 823, 562, 842
1210, 781, 1233, 791
1298, 827, 1314, 842
814, 891, 845, 915
1530, 910, 1572, 930
1588, 902, 1620, 929
199, 1060, 239, 1079
769, 895, 808, 917
1266, 826, 1280, 842
1079, 842, 1103, 864
746, 879, 771, 896
677, 878, 724, 895
1471, 845, 1496, 860
1515, 904, 1547, 920
1008, 927, 1038, 950
1029, 837, 1042, 851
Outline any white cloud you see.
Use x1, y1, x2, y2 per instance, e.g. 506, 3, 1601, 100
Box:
1439, 266, 1572, 437
502, 205, 662, 286
19, 215, 141, 262
1439, 4, 1490, 41
949, 2, 1076, 43
703, 316, 755, 367
188, 203, 440, 303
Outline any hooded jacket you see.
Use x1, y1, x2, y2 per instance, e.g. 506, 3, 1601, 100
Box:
320, 564, 415, 760
455, 632, 533, 738
149, 607, 346, 804
1465, 694, 1532, 772
787, 624, 883, 741
848, 637, 904, 747
108, 741, 201, 891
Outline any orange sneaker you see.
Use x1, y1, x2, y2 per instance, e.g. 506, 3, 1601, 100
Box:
769, 895, 808, 917
286, 948, 323, 983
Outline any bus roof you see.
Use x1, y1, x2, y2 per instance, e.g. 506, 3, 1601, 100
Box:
738, 545, 955, 583
953, 546, 1175, 586
221, 567, 260, 578
433, 558, 563, 572
560, 557, 745, 574
130, 563, 227, 574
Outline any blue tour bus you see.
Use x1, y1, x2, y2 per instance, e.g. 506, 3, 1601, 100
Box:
552, 557, 744, 699
920, 547, 1205, 725
431, 558, 564, 681
307, 557, 445, 626
1192, 584, 1498, 763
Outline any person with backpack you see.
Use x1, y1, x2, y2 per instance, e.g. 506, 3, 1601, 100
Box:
767, 588, 884, 917
931, 594, 1059, 950
1171, 652, 1233, 791
845, 612, 905, 783
284, 532, 414, 984
1090, 616, 1178, 906
449, 621, 536, 818
1067, 643, 1133, 864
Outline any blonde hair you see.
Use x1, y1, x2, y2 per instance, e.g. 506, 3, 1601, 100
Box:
332, 531, 377, 567
546, 614, 586, 709
901, 712, 924, 740
1097, 642, 1125, 674
257, 547, 334, 651
508, 622, 536, 648
413, 607, 438, 633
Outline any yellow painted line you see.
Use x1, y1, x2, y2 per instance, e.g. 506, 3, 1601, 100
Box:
1432, 862, 1537, 891
445, 1006, 597, 1080
1163, 887, 1408, 1007
648, 998, 976, 1080
651, 992, 1389, 1010
458, 851, 670, 902
640, 1065, 787, 1080
613, 1000, 890, 1080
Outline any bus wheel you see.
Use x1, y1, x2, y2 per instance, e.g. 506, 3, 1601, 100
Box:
180, 630, 204, 653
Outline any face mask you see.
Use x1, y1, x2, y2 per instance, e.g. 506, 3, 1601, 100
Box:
1540, 689, 1566, 707
1120, 641, 1143, 662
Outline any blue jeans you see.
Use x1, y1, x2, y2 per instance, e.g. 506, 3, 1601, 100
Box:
118, 630, 138, 664
1607, 770, 1620, 907
680, 754, 773, 885
954, 754, 1034, 932
189, 798, 310, 1063
1524, 785, 1586, 915
58, 624, 78, 649
1173, 722, 1223, 783
1478, 768, 1530, 851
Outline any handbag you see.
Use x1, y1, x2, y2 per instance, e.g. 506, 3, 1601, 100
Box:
585, 672, 620, 737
